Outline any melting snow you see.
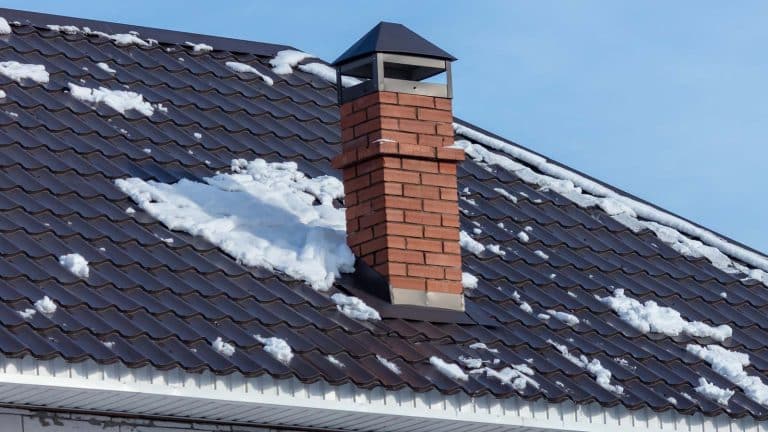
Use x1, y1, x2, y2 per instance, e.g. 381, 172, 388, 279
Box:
454, 124, 768, 285
458, 356, 483, 369
255, 335, 293, 365
533, 250, 549, 260
34, 296, 57, 315
331, 293, 380, 321
461, 272, 478, 289
377, 355, 401, 375
186, 41, 213, 53
470, 365, 539, 390
298, 63, 361, 87
0, 90, 5, 99
547, 310, 579, 326
102, 340, 116, 349
68, 83, 155, 116
59, 253, 89, 278
212, 337, 235, 357
694, 377, 734, 405
270, 49, 316, 74
96, 62, 116, 74
469, 342, 499, 354
225, 61, 274, 86
430, 356, 468, 381
598, 289, 732, 342
537, 313, 550, 320
0, 61, 49, 84
115, 158, 354, 291
326, 355, 345, 368
193, 132, 202, 140
516, 231, 530, 242
493, 187, 518, 203
46, 24, 153, 46
46, 24, 79, 34
0, 17, 10, 35
548, 339, 623, 394
17, 308, 36, 320
687, 344, 768, 405
459, 230, 504, 256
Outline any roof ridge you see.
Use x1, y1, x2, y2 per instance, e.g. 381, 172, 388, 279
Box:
0, 7, 291, 57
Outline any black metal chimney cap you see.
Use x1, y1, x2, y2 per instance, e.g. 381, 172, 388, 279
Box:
332, 22, 456, 66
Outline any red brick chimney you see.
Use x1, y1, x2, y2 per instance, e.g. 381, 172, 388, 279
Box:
332, 23, 465, 310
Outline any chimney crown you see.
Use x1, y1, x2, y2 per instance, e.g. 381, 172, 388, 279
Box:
334, 22, 455, 104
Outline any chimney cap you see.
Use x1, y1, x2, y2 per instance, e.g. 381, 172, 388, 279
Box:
332, 22, 456, 66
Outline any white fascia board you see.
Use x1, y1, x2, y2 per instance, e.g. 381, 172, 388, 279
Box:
0, 354, 762, 432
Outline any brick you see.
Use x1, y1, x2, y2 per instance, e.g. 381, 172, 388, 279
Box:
381, 222, 423, 238
359, 211, 387, 229
352, 92, 383, 111
345, 174, 370, 192
434, 97, 452, 110
370, 130, 418, 146
398, 118, 436, 135
443, 241, 461, 254
354, 119, 383, 137
372, 168, 421, 185
436, 123, 454, 137
345, 191, 358, 206
341, 109, 367, 129
425, 253, 461, 267
370, 104, 416, 119
444, 267, 463, 281
403, 184, 440, 200
389, 276, 426, 290
382, 182, 403, 196
404, 210, 442, 226
424, 226, 460, 241
407, 264, 444, 279
438, 162, 457, 175
426, 279, 462, 294
360, 236, 388, 256
347, 228, 373, 246
346, 218, 359, 232
375, 262, 407, 277
417, 107, 453, 123
418, 134, 450, 147
385, 249, 424, 264
341, 102, 355, 117
384, 196, 422, 210
401, 159, 440, 173
439, 187, 457, 201
341, 127, 355, 142
423, 199, 457, 214
398, 93, 435, 108
441, 214, 460, 227
345, 201, 371, 218
406, 238, 443, 252
379, 92, 399, 104
421, 173, 456, 188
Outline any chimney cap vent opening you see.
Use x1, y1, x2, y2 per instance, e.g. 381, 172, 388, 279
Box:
334, 22, 455, 103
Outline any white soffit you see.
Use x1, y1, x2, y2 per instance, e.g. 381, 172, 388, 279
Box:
0, 354, 761, 432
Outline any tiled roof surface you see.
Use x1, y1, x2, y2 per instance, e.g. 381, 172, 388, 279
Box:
1, 9, 768, 421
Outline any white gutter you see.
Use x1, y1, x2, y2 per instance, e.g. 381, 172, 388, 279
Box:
0, 355, 760, 432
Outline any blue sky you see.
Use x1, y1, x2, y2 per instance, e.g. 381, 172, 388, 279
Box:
6, 1, 767, 253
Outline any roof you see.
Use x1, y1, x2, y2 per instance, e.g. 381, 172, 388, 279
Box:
332, 21, 456, 65
1, 7, 768, 425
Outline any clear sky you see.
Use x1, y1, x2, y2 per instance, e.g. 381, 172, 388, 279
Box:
5, 1, 767, 253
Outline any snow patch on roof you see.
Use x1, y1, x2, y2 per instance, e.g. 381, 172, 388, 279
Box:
212, 337, 235, 357
297, 63, 361, 87
493, 187, 518, 203
34, 296, 57, 316
533, 250, 549, 260
0, 90, 5, 99
687, 344, 768, 405
469, 342, 499, 354
470, 365, 539, 391
269, 50, 316, 74
96, 62, 116, 74
225, 61, 274, 86
58, 253, 89, 278
45, 24, 154, 46
326, 355, 345, 368
255, 335, 293, 365
548, 339, 623, 395
68, 83, 155, 117
115, 158, 353, 291
547, 310, 579, 326
0, 61, 49, 84
377, 355, 401, 375
185, 41, 213, 53
455, 123, 768, 285
598, 289, 732, 342
0, 17, 10, 35
516, 231, 530, 243
46, 24, 79, 34
17, 308, 35, 320
458, 356, 483, 369
331, 293, 380, 321
459, 230, 504, 257
430, 356, 468, 381
694, 377, 734, 405
461, 272, 478, 289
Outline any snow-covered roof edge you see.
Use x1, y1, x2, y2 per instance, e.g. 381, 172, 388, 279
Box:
453, 118, 768, 282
